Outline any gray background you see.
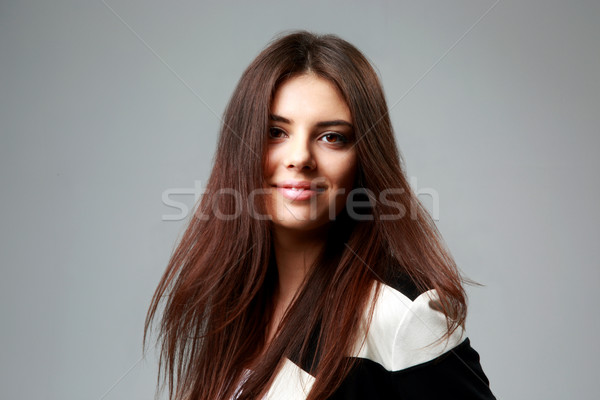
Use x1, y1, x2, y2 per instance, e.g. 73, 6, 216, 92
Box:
1, 1, 598, 399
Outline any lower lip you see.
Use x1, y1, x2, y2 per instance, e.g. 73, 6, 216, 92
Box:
277, 187, 323, 201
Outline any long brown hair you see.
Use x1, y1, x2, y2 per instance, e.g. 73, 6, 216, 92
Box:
144, 30, 468, 400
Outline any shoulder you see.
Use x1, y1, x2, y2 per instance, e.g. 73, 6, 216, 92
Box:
353, 276, 465, 371
329, 275, 496, 399
268, 275, 496, 399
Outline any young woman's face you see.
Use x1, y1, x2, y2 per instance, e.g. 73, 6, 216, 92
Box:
263, 73, 358, 232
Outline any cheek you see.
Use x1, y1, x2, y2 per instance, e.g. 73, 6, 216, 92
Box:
346, 163, 358, 188
263, 151, 277, 179
328, 159, 358, 204
336, 156, 358, 190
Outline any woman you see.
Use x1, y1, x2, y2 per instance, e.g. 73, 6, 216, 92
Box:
144, 31, 496, 399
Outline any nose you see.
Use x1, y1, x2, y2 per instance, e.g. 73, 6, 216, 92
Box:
284, 133, 316, 171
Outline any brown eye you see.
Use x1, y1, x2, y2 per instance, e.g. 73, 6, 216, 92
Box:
268, 127, 286, 139
321, 133, 348, 144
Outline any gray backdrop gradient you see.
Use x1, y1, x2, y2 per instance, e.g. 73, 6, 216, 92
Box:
1, 1, 598, 399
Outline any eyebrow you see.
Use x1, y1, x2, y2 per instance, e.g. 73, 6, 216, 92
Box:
269, 114, 353, 129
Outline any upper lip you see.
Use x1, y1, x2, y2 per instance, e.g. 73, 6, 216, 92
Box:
274, 180, 326, 189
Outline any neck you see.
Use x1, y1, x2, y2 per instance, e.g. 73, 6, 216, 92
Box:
271, 224, 330, 306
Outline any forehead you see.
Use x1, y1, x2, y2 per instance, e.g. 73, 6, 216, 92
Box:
271, 74, 352, 123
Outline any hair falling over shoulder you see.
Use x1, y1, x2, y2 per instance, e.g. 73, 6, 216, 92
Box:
143, 30, 468, 400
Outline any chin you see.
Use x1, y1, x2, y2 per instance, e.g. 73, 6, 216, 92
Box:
271, 216, 331, 233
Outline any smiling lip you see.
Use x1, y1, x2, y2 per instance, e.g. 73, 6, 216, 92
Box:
273, 180, 326, 201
